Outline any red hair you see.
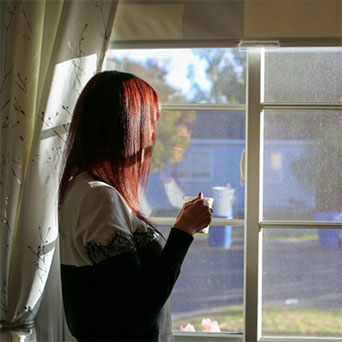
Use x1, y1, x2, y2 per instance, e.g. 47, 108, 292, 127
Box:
59, 71, 160, 222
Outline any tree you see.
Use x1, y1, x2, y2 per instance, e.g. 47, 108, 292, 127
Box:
188, 49, 246, 104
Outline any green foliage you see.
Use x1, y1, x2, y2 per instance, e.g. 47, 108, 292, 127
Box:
189, 49, 246, 104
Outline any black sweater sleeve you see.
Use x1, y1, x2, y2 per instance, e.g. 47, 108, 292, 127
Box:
60, 228, 193, 341
104, 228, 192, 334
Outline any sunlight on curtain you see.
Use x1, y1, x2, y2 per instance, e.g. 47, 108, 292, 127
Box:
0, 1, 117, 341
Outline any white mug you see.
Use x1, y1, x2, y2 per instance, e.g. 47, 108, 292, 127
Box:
183, 195, 214, 233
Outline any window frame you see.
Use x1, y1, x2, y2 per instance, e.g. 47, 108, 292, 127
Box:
100, 46, 342, 342
171, 48, 342, 342
151, 104, 246, 230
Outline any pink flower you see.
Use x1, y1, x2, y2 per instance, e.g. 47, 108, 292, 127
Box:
201, 318, 221, 332
180, 323, 196, 332
201, 318, 212, 331
209, 320, 221, 332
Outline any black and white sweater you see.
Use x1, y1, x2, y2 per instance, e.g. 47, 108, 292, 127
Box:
59, 172, 193, 341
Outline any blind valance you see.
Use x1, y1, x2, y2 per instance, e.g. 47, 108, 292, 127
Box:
110, 0, 341, 48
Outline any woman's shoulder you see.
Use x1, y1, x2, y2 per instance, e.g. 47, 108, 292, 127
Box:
70, 171, 115, 193
62, 172, 121, 206
59, 172, 140, 266
61, 172, 145, 236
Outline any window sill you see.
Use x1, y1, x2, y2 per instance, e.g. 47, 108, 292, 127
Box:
173, 331, 243, 342
173, 333, 342, 342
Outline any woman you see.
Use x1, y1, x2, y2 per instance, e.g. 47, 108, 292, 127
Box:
58, 71, 212, 341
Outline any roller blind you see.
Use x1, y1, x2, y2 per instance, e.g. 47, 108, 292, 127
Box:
110, 0, 342, 48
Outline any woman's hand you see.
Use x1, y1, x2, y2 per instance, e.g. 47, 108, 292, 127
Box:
173, 192, 212, 236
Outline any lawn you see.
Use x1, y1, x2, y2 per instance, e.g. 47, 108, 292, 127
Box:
172, 306, 342, 336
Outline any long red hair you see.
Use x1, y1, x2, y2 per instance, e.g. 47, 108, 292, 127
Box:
59, 71, 160, 222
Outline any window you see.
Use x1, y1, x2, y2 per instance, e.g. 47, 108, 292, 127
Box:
264, 151, 283, 184
104, 48, 246, 336
171, 147, 213, 181
260, 48, 342, 339
103, 47, 342, 341
262, 228, 342, 337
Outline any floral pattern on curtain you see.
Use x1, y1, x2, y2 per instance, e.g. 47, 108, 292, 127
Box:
0, 1, 117, 340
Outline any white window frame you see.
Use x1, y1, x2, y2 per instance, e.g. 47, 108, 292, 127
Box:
153, 50, 261, 342
98, 46, 342, 342
169, 48, 342, 342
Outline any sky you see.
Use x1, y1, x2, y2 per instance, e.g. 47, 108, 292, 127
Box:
106, 48, 212, 96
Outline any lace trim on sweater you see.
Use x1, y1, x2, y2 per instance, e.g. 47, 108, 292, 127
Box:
85, 228, 160, 264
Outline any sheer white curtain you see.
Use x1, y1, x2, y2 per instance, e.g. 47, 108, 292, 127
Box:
0, 1, 117, 340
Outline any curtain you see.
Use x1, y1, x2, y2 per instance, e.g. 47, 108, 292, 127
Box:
0, 1, 117, 340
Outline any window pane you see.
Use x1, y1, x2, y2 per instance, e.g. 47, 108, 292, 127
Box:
103, 47, 247, 336
144, 110, 245, 220
263, 110, 342, 221
156, 226, 244, 334
263, 48, 342, 103
262, 228, 342, 338
104, 48, 246, 104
